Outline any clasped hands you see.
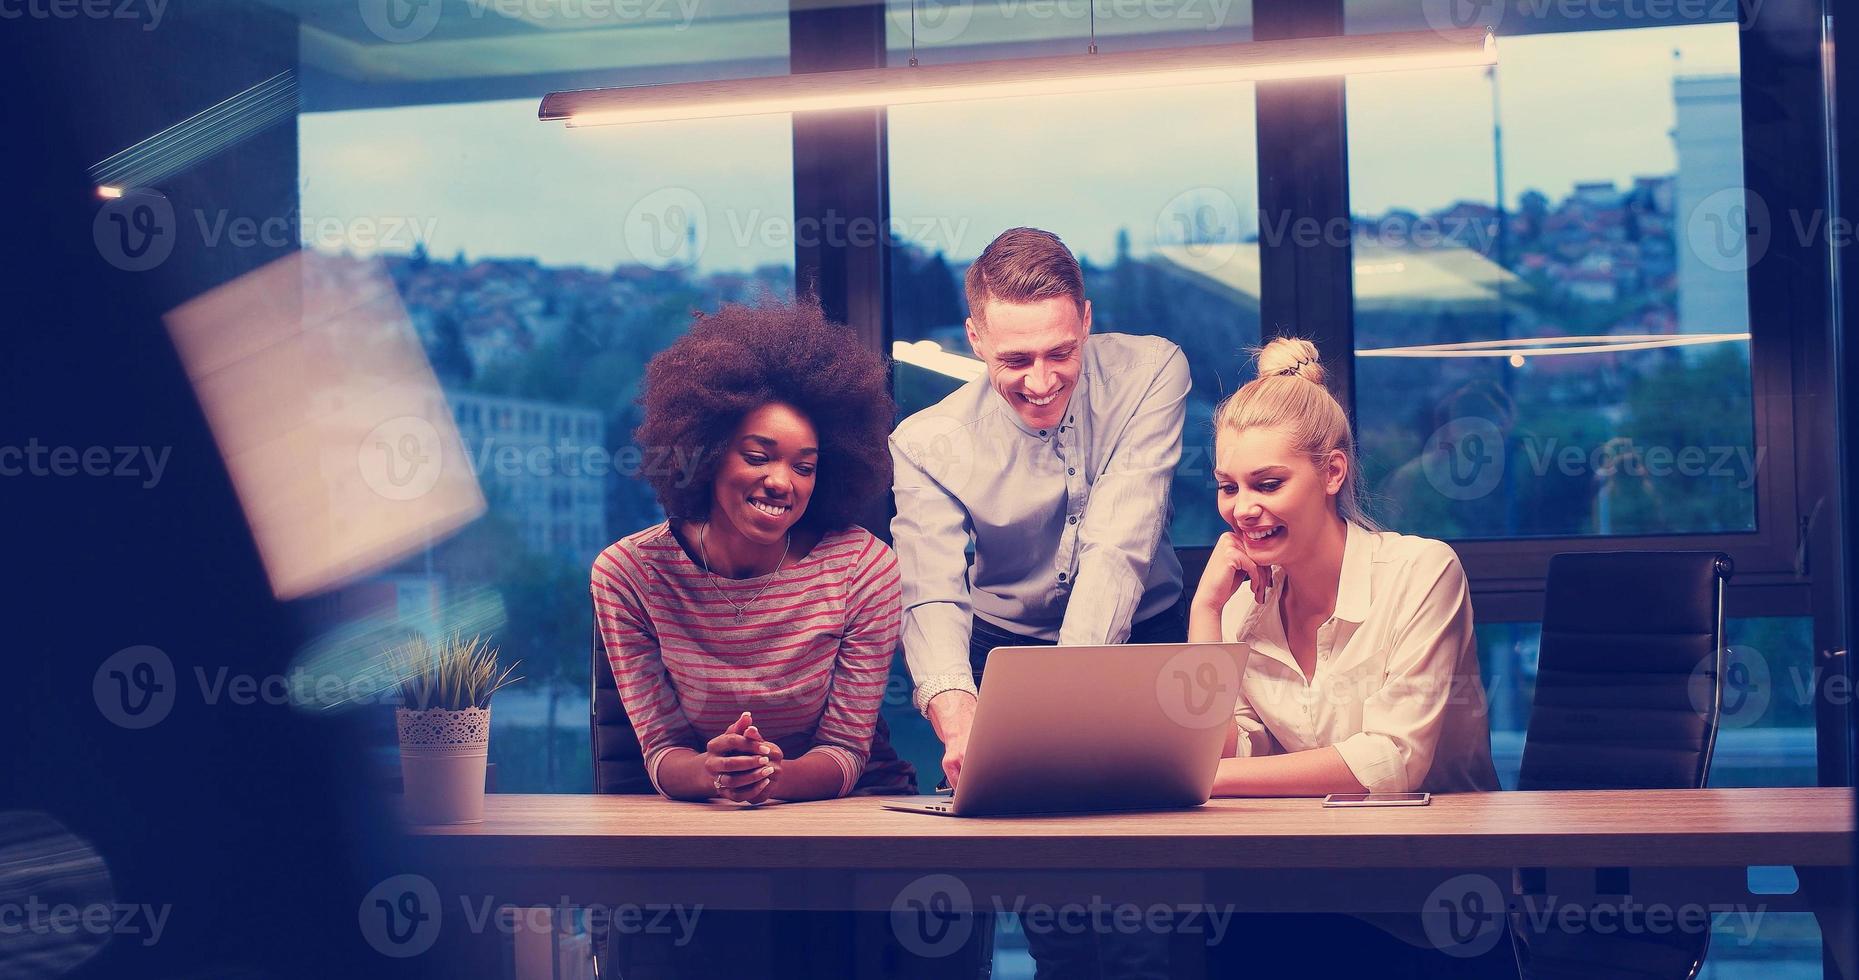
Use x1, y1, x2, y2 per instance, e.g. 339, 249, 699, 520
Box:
702, 711, 783, 805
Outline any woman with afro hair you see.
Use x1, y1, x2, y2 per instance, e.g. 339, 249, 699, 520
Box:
589, 300, 995, 978
592, 297, 915, 806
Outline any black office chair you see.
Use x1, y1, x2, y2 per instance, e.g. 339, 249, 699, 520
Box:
1511, 551, 1734, 980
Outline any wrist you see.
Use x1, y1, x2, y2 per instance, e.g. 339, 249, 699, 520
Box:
926, 690, 977, 741
660, 749, 714, 801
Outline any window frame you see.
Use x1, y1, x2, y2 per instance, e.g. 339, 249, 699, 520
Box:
785, 0, 1845, 784
1155, 1, 1819, 618
784, 0, 1823, 592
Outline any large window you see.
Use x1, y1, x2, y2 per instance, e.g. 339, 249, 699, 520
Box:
277, 3, 1838, 974
300, 100, 796, 792
1339, 12, 1822, 975
1345, 24, 1758, 541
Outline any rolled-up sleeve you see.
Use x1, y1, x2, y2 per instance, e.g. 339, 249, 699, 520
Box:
889, 429, 980, 716
1230, 694, 1275, 758
1331, 547, 1474, 794
1059, 348, 1189, 646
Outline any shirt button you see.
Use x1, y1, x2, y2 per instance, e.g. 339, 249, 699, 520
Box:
1067, 467, 1076, 476
1068, 516, 1077, 525
1058, 572, 1068, 582
1039, 430, 1047, 437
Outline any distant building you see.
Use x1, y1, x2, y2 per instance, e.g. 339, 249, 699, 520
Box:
1673, 74, 1749, 333
1572, 181, 1620, 209
446, 390, 607, 559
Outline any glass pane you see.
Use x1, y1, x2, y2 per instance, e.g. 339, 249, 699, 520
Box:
299, 100, 796, 792
1344, 24, 1759, 539
883, 84, 1262, 789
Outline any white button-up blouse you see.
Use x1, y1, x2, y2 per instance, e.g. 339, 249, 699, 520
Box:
1220, 522, 1500, 794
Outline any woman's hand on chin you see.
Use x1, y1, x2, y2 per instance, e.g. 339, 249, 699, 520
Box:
1195, 531, 1269, 612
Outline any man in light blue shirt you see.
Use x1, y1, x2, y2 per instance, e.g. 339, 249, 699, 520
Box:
891, 227, 1189, 790
891, 227, 1189, 978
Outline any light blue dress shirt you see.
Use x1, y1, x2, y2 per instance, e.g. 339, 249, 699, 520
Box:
890, 332, 1189, 715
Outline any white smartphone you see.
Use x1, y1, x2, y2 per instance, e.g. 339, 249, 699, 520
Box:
1322, 792, 1431, 807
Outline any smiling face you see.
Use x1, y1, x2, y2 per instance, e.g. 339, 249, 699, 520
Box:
966, 296, 1091, 431
709, 401, 817, 546
1213, 424, 1347, 566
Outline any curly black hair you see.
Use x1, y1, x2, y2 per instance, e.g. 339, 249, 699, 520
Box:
634, 297, 895, 532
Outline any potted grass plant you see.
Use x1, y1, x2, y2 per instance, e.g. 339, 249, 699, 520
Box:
390, 633, 522, 825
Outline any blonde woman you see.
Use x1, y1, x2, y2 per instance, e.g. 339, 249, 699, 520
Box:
1190, 336, 1498, 797
1194, 338, 1510, 976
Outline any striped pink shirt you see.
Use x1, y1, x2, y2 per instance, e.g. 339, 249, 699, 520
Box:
591, 522, 904, 797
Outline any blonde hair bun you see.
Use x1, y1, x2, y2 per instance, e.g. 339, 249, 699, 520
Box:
1255, 336, 1326, 385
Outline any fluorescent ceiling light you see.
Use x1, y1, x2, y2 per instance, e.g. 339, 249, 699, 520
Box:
1357, 333, 1750, 359
89, 70, 297, 194
542, 28, 1493, 128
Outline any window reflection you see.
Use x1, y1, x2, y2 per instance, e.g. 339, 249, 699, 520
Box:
300, 99, 795, 792
1345, 25, 1758, 539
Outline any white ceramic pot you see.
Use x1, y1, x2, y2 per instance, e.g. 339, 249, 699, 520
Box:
397, 706, 491, 825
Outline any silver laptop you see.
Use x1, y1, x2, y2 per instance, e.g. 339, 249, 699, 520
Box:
881, 642, 1248, 817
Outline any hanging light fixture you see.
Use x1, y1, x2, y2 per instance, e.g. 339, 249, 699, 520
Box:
1356, 333, 1751, 359
540, 27, 1494, 129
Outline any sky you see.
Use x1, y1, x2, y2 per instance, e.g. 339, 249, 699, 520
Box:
299, 23, 1740, 274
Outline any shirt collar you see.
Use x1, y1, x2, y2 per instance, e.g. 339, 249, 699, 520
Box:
1227, 521, 1374, 655
1333, 520, 1375, 624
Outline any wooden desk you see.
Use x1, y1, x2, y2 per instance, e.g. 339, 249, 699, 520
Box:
399, 788, 1849, 915
396, 788, 1853, 976
408, 787, 1851, 872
